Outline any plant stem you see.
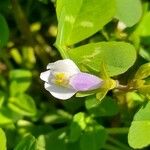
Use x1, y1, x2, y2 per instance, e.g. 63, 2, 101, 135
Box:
106, 127, 129, 134
108, 136, 131, 150
11, 0, 50, 65
54, 44, 69, 59
103, 143, 122, 150
11, 0, 33, 43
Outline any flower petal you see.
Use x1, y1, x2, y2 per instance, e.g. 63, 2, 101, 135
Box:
47, 59, 80, 76
70, 73, 103, 91
44, 83, 77, 100
40, 70, 51, 82
46, 62, 54, 69
117, 21, 126, 31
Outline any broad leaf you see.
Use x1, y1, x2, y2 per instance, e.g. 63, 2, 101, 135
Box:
85, 96, 119, 117
45, 128, 68, 150
96, 88, 108, 101
135, 63, 150, 79
69, 112, 86, 142
139, 47, 150, 61
116, 0, 142, 27
36, 135, 46, 150
136, 12, 150, 36
128, 101, 150, 149
8, 94, 37, 117
69, 42, 136, 76
0, 107, 14, 125
80, 123, 107, 150
138, 85, 150, 98
9, 69, 32, 96
56, 0, 116, 46
0, 91, 5, 108
0, 128, 7, 150
14, 134, 36, 150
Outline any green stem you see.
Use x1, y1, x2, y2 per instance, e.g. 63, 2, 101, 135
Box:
11, 0, 33, 43
108, 136, 131, 150
11, 0, 50, 65
101, 29, 109, 41
54, 44, 69, 59
106, 127, 129, 134
103, 143, 122, 150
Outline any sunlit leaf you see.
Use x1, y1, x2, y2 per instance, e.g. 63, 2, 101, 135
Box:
56, 0, 115, 46
138, 85, 150, 98
136, 12, 150, 36
9, 69, 32, 96
8, 94, 37, 117
0, 128, 7, 150
76, 90, 96, 98
0, 107, 15, 125
116, 0, 142, 27
14, 134, 36, 150
135, 63, 150, 79
96, 88, 108, 101
36, 135, 46, 150
69, 42, 136, 76
128, 101, 150, 149
0, 91, 5, 108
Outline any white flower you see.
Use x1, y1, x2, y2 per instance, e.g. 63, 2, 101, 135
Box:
40, 59, 103, 100
117, 21, 127, 31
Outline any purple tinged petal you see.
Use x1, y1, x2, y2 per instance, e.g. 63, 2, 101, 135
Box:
69, 73, 103, 91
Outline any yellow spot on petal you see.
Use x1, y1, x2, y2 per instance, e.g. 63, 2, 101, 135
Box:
52, 72, 69, 87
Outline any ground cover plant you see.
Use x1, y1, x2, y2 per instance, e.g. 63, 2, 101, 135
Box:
0, 0, 150, 149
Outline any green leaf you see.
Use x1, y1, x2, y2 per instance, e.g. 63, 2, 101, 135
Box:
17, 120, 53, 137
67, 141, 80, 150
14, 134, 36, 150
96, 88, 108, 101
135, 63, 150, 79
116, 0, 142, 27
136, 12, 150, 36
69, 121, 82, 142
56, 0, 116, 46
0, 108, 14, 125
80, 123, 107, 150
139, 47, 150, 61
0, 14, 9, 48
36, 135, 46, 150
8, 94, 37, 117
45, 128, 68, 150
138, 85, 150, 97
127, 92, 143, 102
0, 128, 7, 150
76, 90, 96, 98
128, 101, 150, 149
69, 42, 136, 76
0, 91, 5, 108
69, 112, 86, 142
85, 96, 119, 117
9, 69, 32, 96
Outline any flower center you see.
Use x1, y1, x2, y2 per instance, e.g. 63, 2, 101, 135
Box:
52, 72, 69, 87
